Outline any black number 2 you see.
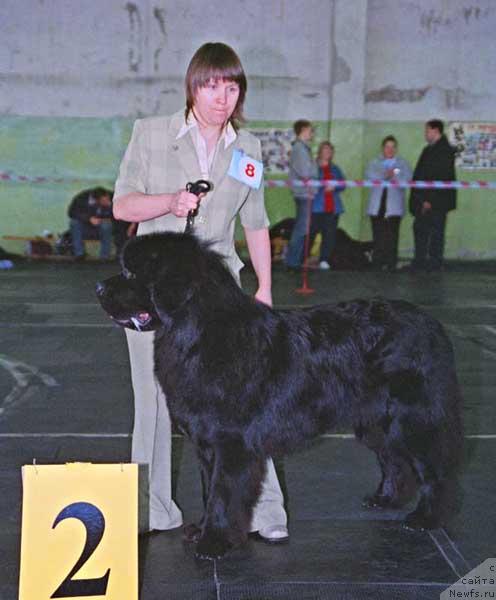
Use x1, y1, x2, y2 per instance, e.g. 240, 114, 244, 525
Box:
51, 502, 111, 598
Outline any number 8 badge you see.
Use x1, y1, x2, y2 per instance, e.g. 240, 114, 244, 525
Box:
228, 148, 263, 189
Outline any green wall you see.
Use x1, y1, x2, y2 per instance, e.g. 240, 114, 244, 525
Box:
1, 116, 495, 259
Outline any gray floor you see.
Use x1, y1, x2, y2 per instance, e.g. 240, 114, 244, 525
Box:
1, 259, 495, 599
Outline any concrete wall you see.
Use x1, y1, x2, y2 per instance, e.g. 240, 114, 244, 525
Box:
364, 0, 496, 122
1, 0, 495, 258
0, 0, 336, 120
4, 1, 494, 122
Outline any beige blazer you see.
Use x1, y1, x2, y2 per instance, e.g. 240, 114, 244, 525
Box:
114, 109, 269, 278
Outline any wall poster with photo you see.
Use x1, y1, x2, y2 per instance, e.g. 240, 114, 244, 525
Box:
249, 128, 293, 174
449, 122, 496, 170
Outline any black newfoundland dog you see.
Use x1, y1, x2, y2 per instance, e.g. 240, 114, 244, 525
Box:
96, 232, 462, 560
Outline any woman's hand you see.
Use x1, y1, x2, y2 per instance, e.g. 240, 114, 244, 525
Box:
126, 223, 138, 238
255, 287, 273, 307
169, 190, 202, 217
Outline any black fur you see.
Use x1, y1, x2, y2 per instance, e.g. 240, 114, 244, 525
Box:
96, 232, 463, 560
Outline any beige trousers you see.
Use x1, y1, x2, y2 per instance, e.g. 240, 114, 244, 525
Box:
126, 328, 287, 532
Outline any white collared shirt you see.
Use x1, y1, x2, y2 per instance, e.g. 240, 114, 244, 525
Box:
176, 111, 237, 178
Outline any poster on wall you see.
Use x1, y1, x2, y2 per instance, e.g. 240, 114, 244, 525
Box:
248, 128, 293, 174
449, 122, 496, 170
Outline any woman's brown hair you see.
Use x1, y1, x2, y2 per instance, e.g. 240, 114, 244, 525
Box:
317, 141, 334, 162
185, 42, 247, 130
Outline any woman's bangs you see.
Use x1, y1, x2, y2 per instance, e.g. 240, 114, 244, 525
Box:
194, 64, 244, 90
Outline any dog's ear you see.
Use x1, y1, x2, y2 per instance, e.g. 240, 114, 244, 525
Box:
149, 243, 209, 315
121, 232, 208, 315
121, 237, 163, 283
150, 268, 198, 316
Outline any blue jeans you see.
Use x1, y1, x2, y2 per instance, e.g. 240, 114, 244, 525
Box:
285, 196, 313, 268
70, 218, 113, 259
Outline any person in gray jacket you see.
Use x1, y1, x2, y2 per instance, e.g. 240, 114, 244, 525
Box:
285, 119, 318, 269
365, 135, 412, 271
113, 42, 288, 544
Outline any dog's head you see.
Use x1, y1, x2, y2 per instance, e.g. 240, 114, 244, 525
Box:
95, 272, 160, 331
96, 232, 226, 331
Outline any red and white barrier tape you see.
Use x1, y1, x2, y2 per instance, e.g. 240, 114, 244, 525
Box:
1, 171, 495, 190
268, 178, 496, 190
0, 172, 107, 185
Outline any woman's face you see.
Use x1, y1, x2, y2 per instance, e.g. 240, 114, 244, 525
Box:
383, 141, 397, 159
193, 78, 240, 128
320, 145, 333, 162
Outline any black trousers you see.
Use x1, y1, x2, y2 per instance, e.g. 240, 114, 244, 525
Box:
370, 216, 401, 270
309, 213, 339, 262
413, 212, 447, 270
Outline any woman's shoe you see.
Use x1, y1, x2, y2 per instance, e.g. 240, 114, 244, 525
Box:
254, 524, 289, 544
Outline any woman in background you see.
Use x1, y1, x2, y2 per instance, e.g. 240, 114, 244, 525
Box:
365, 135, 412, 272
309, 141, 346, 270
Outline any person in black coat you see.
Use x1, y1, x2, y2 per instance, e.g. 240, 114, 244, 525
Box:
408, 119, 457, 271
68, 187, 136, 260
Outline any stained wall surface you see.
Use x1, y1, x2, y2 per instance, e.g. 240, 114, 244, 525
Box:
1, 0, 495, 257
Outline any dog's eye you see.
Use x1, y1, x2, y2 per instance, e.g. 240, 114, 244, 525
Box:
122, 267, 136, 280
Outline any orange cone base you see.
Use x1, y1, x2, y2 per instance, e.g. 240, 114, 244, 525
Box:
295, 271, 315, 294
295, 285, 315, 295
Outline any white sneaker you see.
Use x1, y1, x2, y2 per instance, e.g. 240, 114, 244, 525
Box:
319, 261, 331, 270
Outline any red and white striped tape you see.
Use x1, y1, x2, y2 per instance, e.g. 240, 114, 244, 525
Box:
268, 178, 496, 190
0, 171, 103, 185
1, 171, 495, 190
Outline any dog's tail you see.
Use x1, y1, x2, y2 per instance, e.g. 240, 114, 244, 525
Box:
424, 323, 464, 478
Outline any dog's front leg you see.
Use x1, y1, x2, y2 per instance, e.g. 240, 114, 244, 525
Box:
195, 435, 265, 560
183, 440, 214, 543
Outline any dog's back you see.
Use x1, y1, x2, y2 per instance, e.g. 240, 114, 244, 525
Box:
246, 299, 461, 452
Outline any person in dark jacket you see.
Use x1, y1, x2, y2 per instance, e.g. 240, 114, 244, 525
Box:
408, 119, 457, 271
68, 187, 114, 260
68, 187, 136, 260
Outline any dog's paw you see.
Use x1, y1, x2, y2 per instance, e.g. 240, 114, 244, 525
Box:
195, 533, 233, 561
183, 522, 202, 543
402, 510, 441, 531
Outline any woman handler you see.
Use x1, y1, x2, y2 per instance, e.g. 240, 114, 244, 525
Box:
113, 42, 288, 543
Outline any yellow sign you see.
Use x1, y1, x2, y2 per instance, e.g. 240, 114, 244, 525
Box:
19, 463, 138, 600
